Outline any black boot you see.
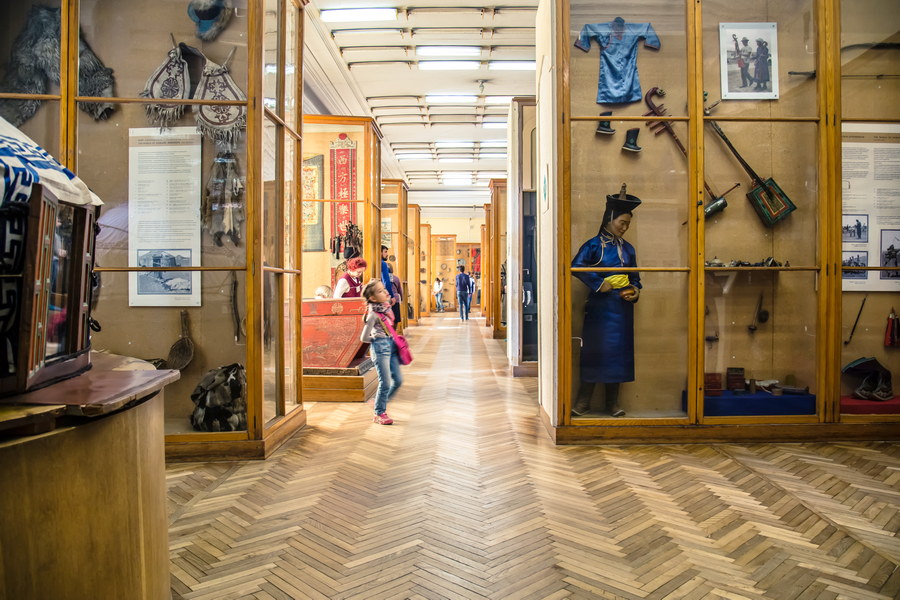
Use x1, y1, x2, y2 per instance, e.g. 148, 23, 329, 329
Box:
605, 383, 625, 417
572, 382, 594, 416
622, 128, 642, 153
595, 111, 615, 135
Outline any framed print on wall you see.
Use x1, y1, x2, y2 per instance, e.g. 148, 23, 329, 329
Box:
719, 23, 779, 100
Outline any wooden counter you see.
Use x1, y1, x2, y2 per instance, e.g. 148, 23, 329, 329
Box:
0, 353, 178, 600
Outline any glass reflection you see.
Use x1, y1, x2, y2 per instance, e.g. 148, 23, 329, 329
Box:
46, 203, 74, 359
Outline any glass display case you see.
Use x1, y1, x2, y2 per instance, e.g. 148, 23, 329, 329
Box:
420, 223, 433, 313
489, 179, 507, 339
0, 0, 308, 458
407, 203, 421, 324
539, 0, 898, 441
380, 179, 408, 330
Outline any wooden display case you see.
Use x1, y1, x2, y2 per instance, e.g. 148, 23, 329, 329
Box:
431, 234, 457, 311
537, 0, 899, 443
407, 203, 422, 324
381, 178, 408, 330
420, 223, 433, 313
489, 179, 507, 339
0, 0, 309, 459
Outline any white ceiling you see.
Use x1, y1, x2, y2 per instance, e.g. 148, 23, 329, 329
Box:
303, 1, 538, 206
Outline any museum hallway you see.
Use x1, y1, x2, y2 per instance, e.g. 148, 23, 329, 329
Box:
166, 315, 900, 599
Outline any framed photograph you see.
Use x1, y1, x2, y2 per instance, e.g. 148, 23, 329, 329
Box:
719, 23, 779, 100
842, 214, 869, 243
880, 229, 900, 279
842, 251, 868, 280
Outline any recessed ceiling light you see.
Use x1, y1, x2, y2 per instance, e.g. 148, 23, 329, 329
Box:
488, 61, 536, 71
320, 8, 398, 22
479, 141, 506, 147
426, 95, 478, 104
485, 96, 514, 104
418, 61, 481, 71
481, 122, 508, 129
416, 46, 481, 57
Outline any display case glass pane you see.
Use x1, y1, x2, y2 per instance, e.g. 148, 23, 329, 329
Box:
263, 0, 279, 116
300, 120, 368, 297
570, 122, 690, 268
262, 117, 280, 268
0, 2, 61, 131
263, 270, 282, 424
570, 272, 689, 420
84, 104, 247, 268
78, 0, 248, 100
840, 1, 900, 121
284, 1, 300, 130
283, 131, 296, 269
46, 203, 76, 361
91, 269, 249, 435
0, 99, 61, 160
569, 0, 686, 121
702, 270, 818, 418
839, 290, 899, 416
284, 273, 300, 413
703, 121, 819, 267
702, 0, 818, 118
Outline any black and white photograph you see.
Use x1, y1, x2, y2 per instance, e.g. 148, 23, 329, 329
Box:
719, 23, 779, 100
136, 249, 193, 295
842, 251, 868, 279
842, 214, 869, 243
881, 229, 900, 278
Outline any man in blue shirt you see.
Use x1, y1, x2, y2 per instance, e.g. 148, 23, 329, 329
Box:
455, 265, 471, 321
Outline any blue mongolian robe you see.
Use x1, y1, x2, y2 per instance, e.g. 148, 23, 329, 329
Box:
574, 18, 660, 104
571, 231, 641, 383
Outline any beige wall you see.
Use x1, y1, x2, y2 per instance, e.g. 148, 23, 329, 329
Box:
421, 216, 483, 244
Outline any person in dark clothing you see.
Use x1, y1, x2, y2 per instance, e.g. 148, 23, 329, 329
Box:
570, 188, 642, 417
455, 265, 471, 321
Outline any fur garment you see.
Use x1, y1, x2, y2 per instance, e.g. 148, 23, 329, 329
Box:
0, 5, 115, 126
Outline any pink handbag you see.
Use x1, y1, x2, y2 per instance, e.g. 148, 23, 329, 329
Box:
377, 313, 413, 365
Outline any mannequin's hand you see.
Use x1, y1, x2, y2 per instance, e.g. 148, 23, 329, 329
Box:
620, 286, 640, 302
599, 280, 613, 293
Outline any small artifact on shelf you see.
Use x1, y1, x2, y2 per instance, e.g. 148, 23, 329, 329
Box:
726, 367, 745, 391
705, 373, 723, 396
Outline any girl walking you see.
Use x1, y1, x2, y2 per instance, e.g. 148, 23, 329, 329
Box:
360, 279, 403, 424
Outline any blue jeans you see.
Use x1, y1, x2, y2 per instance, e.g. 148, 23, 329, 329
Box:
370, 337, 402, 414
457, 291, 469, 320
434, 292, 443, 311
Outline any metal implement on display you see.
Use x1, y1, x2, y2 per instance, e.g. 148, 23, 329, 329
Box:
748, 293, 769, 333
643, 87, 740, 219
844, 294, 867, 345
704, 98, 797, 227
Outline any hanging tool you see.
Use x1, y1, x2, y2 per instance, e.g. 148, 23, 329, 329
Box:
844, 294, 867, 345
644, 87, 740, 218
704, 305, 719, 344
705, 97, 797, 226
748, 293, 769, 333
885, 306, 897, 347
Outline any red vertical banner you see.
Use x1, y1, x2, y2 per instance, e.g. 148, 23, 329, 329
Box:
330, 133, 357, 236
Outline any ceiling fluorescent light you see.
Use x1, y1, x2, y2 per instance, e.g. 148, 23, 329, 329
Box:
485, 96, 513, 104
426, 95, 477, 104
489, 61, 536, 71
479, 153, 508, 159
477, 171, 507, 178
397, 154, 434, 160
439, 158, 474, 164
416, 46, 481, 57
479, 141, 506, 147
320, 8, 398, 22
435, 141, 474, 148
482, 122, 508, 129
418, 61, 480, 71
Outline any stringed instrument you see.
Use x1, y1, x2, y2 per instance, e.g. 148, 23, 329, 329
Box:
705, 112, 796, 227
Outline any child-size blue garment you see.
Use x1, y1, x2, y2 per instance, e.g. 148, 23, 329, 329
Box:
574, 18, 660, 104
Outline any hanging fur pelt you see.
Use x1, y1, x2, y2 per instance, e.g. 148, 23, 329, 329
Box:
202, 151, 245, 246
0, 5, 116, 127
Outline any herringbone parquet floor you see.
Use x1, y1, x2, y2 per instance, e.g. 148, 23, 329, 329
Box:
167, 315, 900, 600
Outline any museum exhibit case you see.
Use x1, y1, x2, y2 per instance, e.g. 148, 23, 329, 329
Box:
408, 203, 422, 324
420, 222, 433, 313
507, 97, 539, 375
0, 0, 310, 459
431, 234, 458, 312
481, 205, 492, 326
537, 0, 899, 443
489, 179, 507, 339
299, 115, 383, 403
381, 178, 408, 330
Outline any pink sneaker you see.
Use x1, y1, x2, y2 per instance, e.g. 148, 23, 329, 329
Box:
373, 413, 393, 425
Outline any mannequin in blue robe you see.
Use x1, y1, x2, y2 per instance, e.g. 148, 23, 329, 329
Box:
571, 191, 642, 417
574, 17, 660, 104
